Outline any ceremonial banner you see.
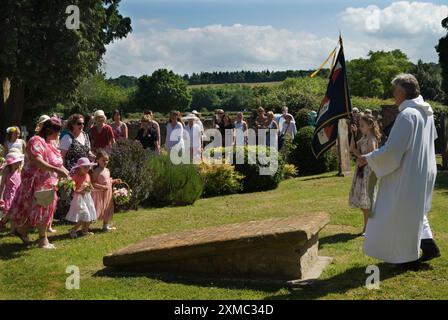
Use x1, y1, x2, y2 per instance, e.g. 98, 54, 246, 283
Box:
311, 39, 352, 158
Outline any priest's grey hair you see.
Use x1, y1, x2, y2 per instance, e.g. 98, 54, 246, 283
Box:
391, 74, 420, 99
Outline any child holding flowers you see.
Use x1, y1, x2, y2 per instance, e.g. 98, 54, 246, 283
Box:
66, 157, 97, 238
349, 114, 381, 236
91, 150, 121, 232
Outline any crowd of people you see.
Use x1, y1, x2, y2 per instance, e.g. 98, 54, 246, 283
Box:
0, 106, 297, 249
0, 74, 441, 266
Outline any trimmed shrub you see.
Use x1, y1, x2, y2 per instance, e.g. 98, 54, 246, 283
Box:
198, 163, 244, 197
295, 108, 314, 129
282, 164, 298, 179
208, 146, 284, 193
147, 155, 204, 207
290, 126, 338, 176
109, 139, 153, 209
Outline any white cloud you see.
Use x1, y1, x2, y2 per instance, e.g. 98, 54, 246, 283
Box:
104, 24, 339, 77
341, 1, 447, 36
104, 1, 448, 77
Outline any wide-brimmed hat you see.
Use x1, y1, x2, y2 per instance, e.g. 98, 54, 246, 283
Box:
37, 115, 50, 125
72, 157, 95, 170
352, 107, 360, 113
191, 110, 201, 116
5, 152, 24, 166
183, 114, 198, 121
94, 110, 107, 120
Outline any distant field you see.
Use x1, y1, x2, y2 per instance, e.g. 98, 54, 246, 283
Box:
188, 81, 283, 89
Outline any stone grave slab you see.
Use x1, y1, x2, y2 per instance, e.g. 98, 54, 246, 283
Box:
103, 212, 330, 281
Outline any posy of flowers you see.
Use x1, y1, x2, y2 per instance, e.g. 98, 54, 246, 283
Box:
113, 186, 132, 206
57, 178, 75, 193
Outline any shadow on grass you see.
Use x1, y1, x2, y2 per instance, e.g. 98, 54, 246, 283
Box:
0, 241, 31, 260
301, 174, 339, 182
319, 233, 359, 248
264, 262, 433, 300
94, 262, 432, 299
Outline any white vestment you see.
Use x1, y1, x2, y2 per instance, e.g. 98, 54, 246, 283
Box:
364, 96, 437, 264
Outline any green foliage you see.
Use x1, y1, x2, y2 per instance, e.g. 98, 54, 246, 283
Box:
282, 164, 298, 179
198, 163, 244, 197
147, 154, 204, 207
437, 17, 448, 103
109, 139, 152, 209
412, 60, 445, 102
133, 69, 192, 113
290, 126, 338, 176
347, 50, 413, 98
295, 108, 314, 129
75, 74, 130, 115
184, 69, 316, 85
0, 0, 132, 140
190, 87, 222, 111
107, 75, 138, 89
209, 146, 284, 193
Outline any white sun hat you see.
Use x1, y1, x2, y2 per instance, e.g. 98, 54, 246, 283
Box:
94, 110, 107, 119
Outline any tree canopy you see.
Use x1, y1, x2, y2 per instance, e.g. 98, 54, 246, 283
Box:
437, 16, 448, 102
0, 0, 131, 139
133, 69, 192, 113
347, 50, 413, 98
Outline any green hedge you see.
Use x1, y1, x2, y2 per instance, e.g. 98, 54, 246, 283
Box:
289, 126, 338, 176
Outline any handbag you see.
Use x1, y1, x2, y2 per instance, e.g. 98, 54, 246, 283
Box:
34, 189, 55, 206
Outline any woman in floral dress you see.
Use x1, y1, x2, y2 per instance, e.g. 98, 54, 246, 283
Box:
10, 118, 69, 249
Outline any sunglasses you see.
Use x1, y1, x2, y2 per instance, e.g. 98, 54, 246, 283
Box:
76, 122, 85, 126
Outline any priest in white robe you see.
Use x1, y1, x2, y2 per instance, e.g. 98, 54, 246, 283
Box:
357, 74, 441, 265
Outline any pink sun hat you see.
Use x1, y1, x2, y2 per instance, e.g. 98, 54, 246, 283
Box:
72, 157, 95, 170
5, 152, 24, 166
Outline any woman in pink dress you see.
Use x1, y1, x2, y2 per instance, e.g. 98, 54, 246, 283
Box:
110, 109, 128, 140
10, 117, 69, 249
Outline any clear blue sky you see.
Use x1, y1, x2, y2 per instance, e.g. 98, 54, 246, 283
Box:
104, 0, 448, 77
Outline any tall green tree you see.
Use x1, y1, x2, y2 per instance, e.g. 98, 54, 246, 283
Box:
133, 69, 192, 112
437, 16, 448, 102
0, 0, 131, 140
347, 50, 413, 98
411, 60, 445, 102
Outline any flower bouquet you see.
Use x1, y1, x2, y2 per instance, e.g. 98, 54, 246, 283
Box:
113, 182, 132, 206
57, 178, 75, 193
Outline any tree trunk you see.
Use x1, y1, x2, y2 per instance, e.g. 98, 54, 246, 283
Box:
0, 77, 25, 143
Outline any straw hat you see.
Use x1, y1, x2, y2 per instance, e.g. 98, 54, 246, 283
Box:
183, 113, 198, 121
72, 157, 95, 170
94, 110, 107, 120
37, 115, 50, 125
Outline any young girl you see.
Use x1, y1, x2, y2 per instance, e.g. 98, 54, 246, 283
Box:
3, 126, 26, 155
66, 157, 97, 238
349, 114, 381, 236
0, 152, 23, 230
91, 151, 121, 231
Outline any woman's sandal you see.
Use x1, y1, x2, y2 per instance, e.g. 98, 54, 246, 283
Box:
40, 243, 56, 250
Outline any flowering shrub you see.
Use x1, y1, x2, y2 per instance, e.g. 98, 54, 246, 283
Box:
109, 139, 153, 209
197, 162, 243, 197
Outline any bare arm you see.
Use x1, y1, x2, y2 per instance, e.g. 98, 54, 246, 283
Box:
29, 154, 68, 178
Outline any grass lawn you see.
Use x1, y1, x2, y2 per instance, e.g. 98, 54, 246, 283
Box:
0, 171, 447, 300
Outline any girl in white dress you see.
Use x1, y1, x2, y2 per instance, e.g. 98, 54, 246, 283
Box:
349, 114, 381, 236
66, 158, 97, 238
3, 126, 26, 155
